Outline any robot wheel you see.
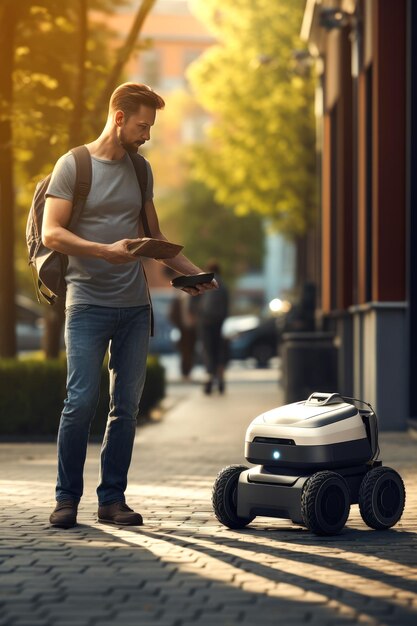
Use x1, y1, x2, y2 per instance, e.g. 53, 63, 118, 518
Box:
212, 465, 255, 529
301, 470, 351, 536
358, 466, 406, 530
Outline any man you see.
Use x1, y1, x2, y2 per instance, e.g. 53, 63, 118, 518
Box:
43, 83, 216, 528
169, 290, 199, 381
199, 261, 229, 395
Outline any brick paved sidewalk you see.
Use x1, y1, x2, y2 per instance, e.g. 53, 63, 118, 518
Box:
0, 368, 416, 626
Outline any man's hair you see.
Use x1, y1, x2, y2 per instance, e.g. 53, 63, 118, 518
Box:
109, 83, 165, 118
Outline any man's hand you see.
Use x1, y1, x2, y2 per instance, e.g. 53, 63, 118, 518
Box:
101, 239, 140, 265
182, 278, 219, 296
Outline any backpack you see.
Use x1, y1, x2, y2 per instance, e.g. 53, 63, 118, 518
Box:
26, 145, 150, 306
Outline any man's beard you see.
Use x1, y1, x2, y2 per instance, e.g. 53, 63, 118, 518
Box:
118, 128, 142, 154
121, 141, 140, 154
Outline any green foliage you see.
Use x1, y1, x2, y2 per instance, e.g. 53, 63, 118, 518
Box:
14, 2, 119, 169
11, 0, 128, 292
159, 174, 264, 284
188, 0, 317, 237
143, 89, 264, 282
0, 356, 165, 436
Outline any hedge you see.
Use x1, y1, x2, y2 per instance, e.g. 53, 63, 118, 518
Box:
0, 356, 165, 437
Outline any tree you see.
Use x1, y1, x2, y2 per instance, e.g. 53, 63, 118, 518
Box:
46, 0, 155, 357
188, 0, 316, 238
0, 0, 32, 357
1, 0, 156, 357
43, 0, 89, 358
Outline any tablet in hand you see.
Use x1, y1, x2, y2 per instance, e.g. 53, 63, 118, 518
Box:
171, 273, 214, 289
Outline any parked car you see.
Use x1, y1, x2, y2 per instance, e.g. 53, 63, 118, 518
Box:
148, 289, 177, 355
223, 314, 280, 368
16, 295, 44, 352
16, 290, 179, 355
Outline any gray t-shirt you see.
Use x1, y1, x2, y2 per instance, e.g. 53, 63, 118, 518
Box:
45, 151, 154, 308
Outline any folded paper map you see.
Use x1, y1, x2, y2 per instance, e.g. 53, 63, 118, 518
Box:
127, 238, 183, 259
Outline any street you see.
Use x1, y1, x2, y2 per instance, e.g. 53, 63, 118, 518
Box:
0, 361, 416, 626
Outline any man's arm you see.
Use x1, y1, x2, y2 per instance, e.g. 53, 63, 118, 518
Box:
139, 198, 217, 294
42, 196, 140, 265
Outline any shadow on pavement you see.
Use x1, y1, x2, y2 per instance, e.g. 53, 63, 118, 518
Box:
1, 492, 416, 626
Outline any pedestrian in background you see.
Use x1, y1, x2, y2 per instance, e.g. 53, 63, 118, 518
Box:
199, 261, 229, 395
169, 290, 199, 381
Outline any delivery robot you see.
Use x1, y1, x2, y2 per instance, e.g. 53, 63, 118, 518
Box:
212, 392, 405, 535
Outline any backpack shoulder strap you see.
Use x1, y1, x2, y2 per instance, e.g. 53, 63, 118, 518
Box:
127, 152, 155, 336
69, 145, 92, 228
128, 152, 151, 237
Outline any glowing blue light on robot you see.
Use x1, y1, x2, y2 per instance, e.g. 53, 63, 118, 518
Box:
273, 450, 281, 460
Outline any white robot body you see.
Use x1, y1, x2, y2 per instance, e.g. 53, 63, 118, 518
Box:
212, 391, 405, 536
244, 392, 377, 469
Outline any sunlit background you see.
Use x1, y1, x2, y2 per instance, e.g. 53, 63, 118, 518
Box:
0, 0, 316, 361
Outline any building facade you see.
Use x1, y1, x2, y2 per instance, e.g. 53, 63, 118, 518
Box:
301, 0, 416, 429
110, 1, 214, 92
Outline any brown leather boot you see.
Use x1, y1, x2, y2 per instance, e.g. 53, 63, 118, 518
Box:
49, 500, 78, 528
97, 502, 143, 526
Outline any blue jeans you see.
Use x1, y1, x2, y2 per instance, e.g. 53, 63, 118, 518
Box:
56, 304, 150, 505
